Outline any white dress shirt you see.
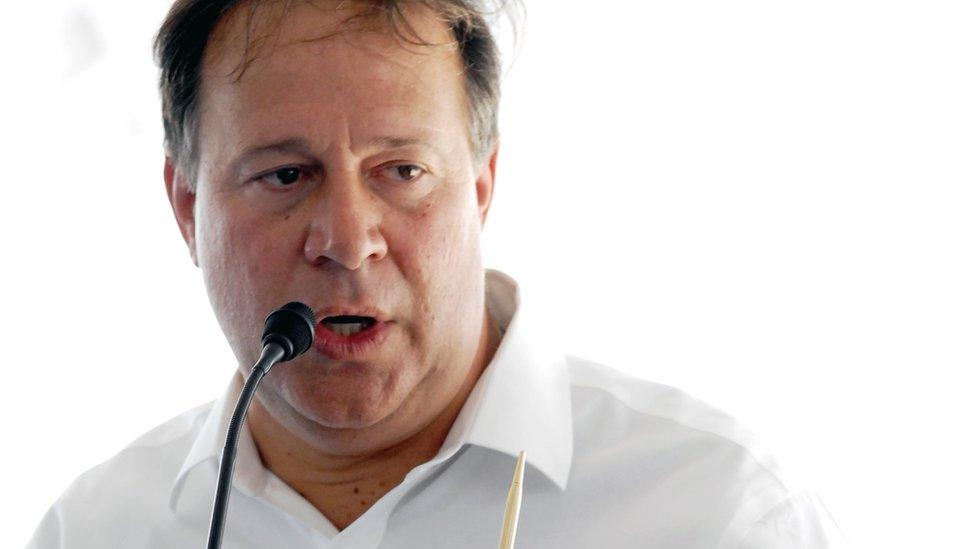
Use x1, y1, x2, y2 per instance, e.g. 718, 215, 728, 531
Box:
27, 270, 848, 548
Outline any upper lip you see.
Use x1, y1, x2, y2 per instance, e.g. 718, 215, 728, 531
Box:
315, 306, 390, 323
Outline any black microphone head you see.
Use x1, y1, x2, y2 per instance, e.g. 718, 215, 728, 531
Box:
261, 301, 316, 362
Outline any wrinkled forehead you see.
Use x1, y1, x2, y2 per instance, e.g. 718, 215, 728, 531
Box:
191, 0, 473, 177
202, 1, 461, 85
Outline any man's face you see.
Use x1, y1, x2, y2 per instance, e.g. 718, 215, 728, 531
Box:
165, 3, 496, 454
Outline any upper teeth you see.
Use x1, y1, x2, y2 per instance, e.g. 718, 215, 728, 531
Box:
325, 322, 369, 336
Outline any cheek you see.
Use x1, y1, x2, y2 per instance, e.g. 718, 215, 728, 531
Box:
398, 192, 485, 331
198, 201, 254, 288
196, 195, 292, 361
199, 193, 292, 276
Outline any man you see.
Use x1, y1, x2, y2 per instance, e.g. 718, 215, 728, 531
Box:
28, 1, 847, 547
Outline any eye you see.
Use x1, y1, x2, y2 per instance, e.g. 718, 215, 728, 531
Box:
257, 166, 307, 188
380, 163, 426, 183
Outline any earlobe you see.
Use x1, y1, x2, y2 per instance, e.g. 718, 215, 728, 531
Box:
476, 140, 500, 227
163, 158, 199, 267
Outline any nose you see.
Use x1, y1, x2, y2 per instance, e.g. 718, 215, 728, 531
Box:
302, 171, 388, 270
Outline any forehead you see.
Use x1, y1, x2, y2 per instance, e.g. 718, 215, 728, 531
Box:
197, 1, 468, 156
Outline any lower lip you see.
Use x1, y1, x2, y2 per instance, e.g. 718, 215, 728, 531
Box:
313, 321, 391, 360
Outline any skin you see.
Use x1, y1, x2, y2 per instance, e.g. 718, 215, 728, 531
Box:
163, 2, 500, 530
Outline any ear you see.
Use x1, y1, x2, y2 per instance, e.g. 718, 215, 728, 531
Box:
163, 157, 199, 267
475, 139, 500, 227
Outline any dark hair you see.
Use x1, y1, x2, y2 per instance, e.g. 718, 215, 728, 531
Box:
154, 0, 511, 186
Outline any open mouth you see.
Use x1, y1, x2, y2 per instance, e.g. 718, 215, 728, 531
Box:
320, 315, 377, 337
313, 312, 389, 359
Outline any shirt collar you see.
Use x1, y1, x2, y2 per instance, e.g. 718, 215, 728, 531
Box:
436, 269, 573, 490
169, 269, 573, 512
169, 369, 262, 512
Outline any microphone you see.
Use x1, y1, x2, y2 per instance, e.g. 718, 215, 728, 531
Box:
259, 301, 317, 368
206, 302, 316, 549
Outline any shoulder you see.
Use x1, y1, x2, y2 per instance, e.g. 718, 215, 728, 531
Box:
565, 354, 780, 474
27, 401, 214, 547
71, 400, 212, 491
563, 356, 803, 544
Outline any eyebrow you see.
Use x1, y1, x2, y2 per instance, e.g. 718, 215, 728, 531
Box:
231, 137, 316, 174
230, 134, 440, 175
367, 135, 428, 149
365, 136, 444, 164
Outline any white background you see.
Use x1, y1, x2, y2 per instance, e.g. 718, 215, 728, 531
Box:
2, 1, 974, 547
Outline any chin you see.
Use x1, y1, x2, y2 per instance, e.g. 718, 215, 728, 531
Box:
283, 377, 402, 430
311, 403, 392, 430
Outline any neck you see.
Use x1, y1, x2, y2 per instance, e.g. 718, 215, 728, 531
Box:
247, 309, 502, 531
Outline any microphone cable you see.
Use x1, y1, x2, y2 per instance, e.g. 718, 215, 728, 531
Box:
206, 302, 316, 549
